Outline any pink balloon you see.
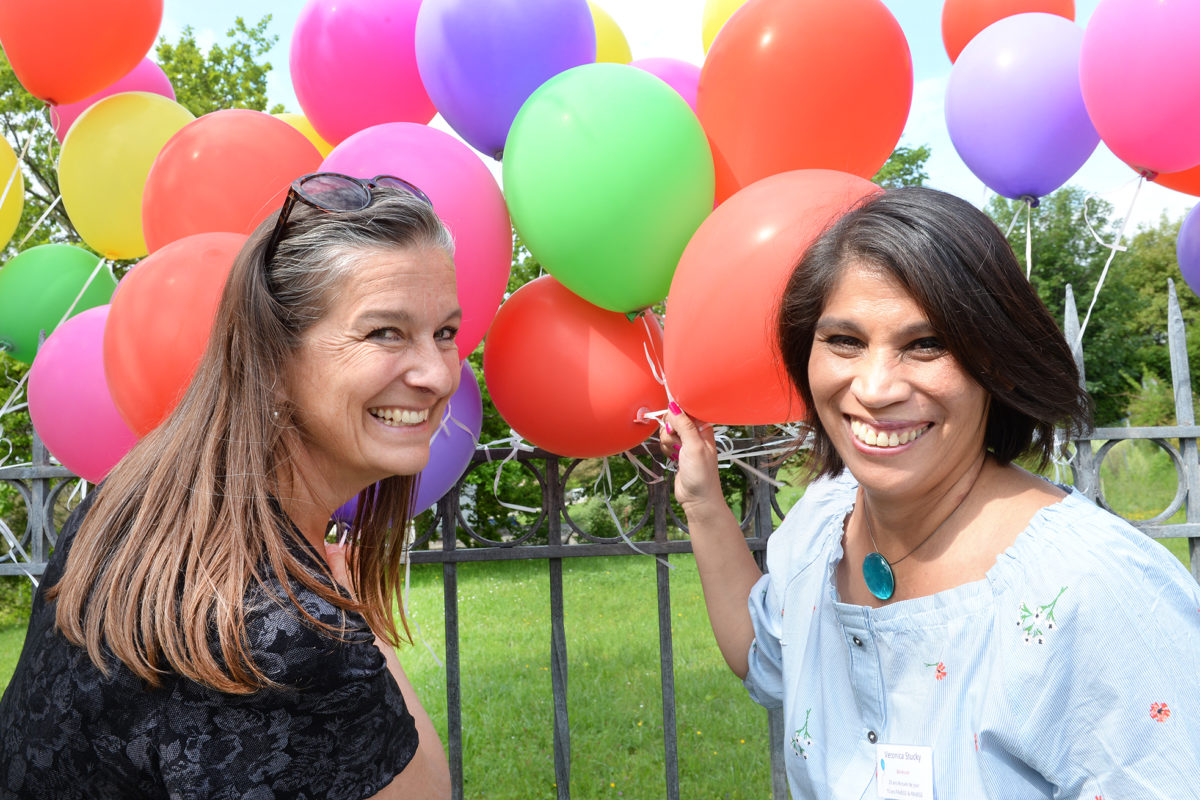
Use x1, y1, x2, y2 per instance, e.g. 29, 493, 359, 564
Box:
322, 123, 511, 358
630, 57, 701, 114
290, 0, 435, 146
28, 305, 139, 482
1080, 0, 1200, 175
49, 58, 174, 143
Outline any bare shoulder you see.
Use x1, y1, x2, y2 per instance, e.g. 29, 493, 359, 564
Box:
978, 463, 1067, 529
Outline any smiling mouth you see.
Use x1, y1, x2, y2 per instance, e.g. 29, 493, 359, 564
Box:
849, 418, 932, 448
369, 407, 430, 427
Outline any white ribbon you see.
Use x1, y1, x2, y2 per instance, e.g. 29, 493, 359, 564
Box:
1075, 175, 1145, 348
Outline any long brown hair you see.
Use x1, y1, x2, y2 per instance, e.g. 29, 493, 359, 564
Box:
777, 186, 1093, 479
50, 189, 455, 693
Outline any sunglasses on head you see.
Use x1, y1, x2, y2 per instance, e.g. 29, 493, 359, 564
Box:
263, 172, 433, 265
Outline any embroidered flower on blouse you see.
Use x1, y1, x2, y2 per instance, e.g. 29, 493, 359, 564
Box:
1150, 702, 1171, 722
1018, 586, 1067, 645
790, 709, 814, 760
924, 661, 947, 681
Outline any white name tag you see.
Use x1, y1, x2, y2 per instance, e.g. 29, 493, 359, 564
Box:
876, 744, 934, 800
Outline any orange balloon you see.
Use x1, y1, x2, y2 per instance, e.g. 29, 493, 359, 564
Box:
1153, 164, 1200, 197
697, 0, 911, 203
104, 232, 247, 435
0, 0, 162, 105
483, 276, 667, 458
941, 0, 1074, 63
665, 169, 880, 424
142, 110, 322, 252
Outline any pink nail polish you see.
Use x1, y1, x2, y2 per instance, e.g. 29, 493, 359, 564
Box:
673, 444, 681, 456
669, 401, 682, 415
665, 420, 674, 435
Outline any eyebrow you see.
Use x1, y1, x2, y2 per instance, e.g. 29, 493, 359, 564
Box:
814, 317, 935, 340
357, 307, 463, 326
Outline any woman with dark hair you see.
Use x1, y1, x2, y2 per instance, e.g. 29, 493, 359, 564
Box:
662, 187, 1200, 798
0, 175, 458, 799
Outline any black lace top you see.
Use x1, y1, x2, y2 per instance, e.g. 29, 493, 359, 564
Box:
0, 490, 418, 799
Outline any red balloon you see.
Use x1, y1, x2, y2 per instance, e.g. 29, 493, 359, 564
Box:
941, 0, 1074, 63
665, 169, 880, 424
142, 110, 322, 252
483, 276, 667, 458
1154, 165, 1200, 198
0, 0, 162, 105
104, 233, 247, 435
697, 0, 911, 203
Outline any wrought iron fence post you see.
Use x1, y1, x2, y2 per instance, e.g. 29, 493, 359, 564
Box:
1165, 280, 1200, 584
1064, 285, 1099, 500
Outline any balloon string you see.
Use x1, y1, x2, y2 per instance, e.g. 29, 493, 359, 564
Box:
636, 309, 675, 423
1075, 175, 1145, 348
0, 516, 39, 589
592, 455, 673, 568
0, 134, 31, 214
400, 521, 443, 668
479, 430, 542, 514
18, 194, 62, 250
1004, 203, 1024, 238
55, 258, 106, 331
1025, 201, 1033, 281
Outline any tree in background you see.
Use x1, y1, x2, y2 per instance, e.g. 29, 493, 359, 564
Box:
872, 144, 930, 189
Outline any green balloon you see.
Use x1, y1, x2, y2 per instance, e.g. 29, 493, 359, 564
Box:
0, 244, 116, 364
503, 63, 715, 312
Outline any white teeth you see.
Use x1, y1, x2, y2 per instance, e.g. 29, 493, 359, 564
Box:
850, 419, 929, 449
370, 407, 430, 427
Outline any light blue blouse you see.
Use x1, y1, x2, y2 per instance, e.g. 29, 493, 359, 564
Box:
744, 473, 1200, 799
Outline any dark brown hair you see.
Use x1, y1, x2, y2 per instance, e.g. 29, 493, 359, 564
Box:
777, 186, 1092, 478
51, 189, 453, 693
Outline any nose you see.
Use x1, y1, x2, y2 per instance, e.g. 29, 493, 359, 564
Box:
850, 350, 910, 408
406, 340, 459, 399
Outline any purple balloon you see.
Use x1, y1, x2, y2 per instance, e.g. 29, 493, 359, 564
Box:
945, 13, 1099, 200
333, 362, 483, 525
415, 0, 596, 159
630, 57, 701, 115
1177, 203, 1200, 298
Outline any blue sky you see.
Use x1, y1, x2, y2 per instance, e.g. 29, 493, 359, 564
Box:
161, 0, 1193, 229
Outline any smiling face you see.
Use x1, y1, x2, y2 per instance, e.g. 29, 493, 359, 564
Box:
807, 262, 990, 499
284, 245, 462, 508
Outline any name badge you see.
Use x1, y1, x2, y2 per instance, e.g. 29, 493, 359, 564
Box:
876, 744, 934, 800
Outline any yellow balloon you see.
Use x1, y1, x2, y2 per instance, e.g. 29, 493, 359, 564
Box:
702, 0, 749, 53
589, 2, 632, 64
0, 136, 24, 251
58, 92, 195, 260
273, 112, 335, 158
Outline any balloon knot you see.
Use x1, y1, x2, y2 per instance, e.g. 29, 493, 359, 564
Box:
1018, 195, 1040, 209
1139, 169, 1159, 182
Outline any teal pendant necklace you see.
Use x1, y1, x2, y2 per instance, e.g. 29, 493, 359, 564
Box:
860, 496, 945, 602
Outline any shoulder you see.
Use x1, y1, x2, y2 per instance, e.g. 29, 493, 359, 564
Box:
242, 562, 380, 691
766, 471, 856, 579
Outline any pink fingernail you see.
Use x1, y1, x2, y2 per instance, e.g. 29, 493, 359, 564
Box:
672, 445, 681, 456
665, 420, 674, 435
669, 401, 681, 415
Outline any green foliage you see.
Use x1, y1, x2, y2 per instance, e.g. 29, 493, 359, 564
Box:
987, 189, 1147, 424
155, 17, 284, 117
872, 144, 931, 189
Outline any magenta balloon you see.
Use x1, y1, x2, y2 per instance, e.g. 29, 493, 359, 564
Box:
1177, 204, 1200, 298
630, 57, 701, 114
945, 13, 1097, 200
332, 362, 482, 524
28, 305, 138, 482
50, 58, 174, 144
415, 0, 596, 159
321, 122, 511, 358
1080, 0, 1200, 175
290, 0, 435, 146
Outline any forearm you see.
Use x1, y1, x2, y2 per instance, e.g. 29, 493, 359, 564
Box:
374, 637, 451, 800
685, 498, 763, 680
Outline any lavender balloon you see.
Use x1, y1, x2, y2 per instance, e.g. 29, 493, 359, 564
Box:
1177, 204, 1200, 299
945, 13, 1099, 200
415, 0, 596, 159
333, 362, 483, 526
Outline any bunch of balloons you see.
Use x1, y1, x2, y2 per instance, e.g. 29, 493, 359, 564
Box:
0, 0, 923, 484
